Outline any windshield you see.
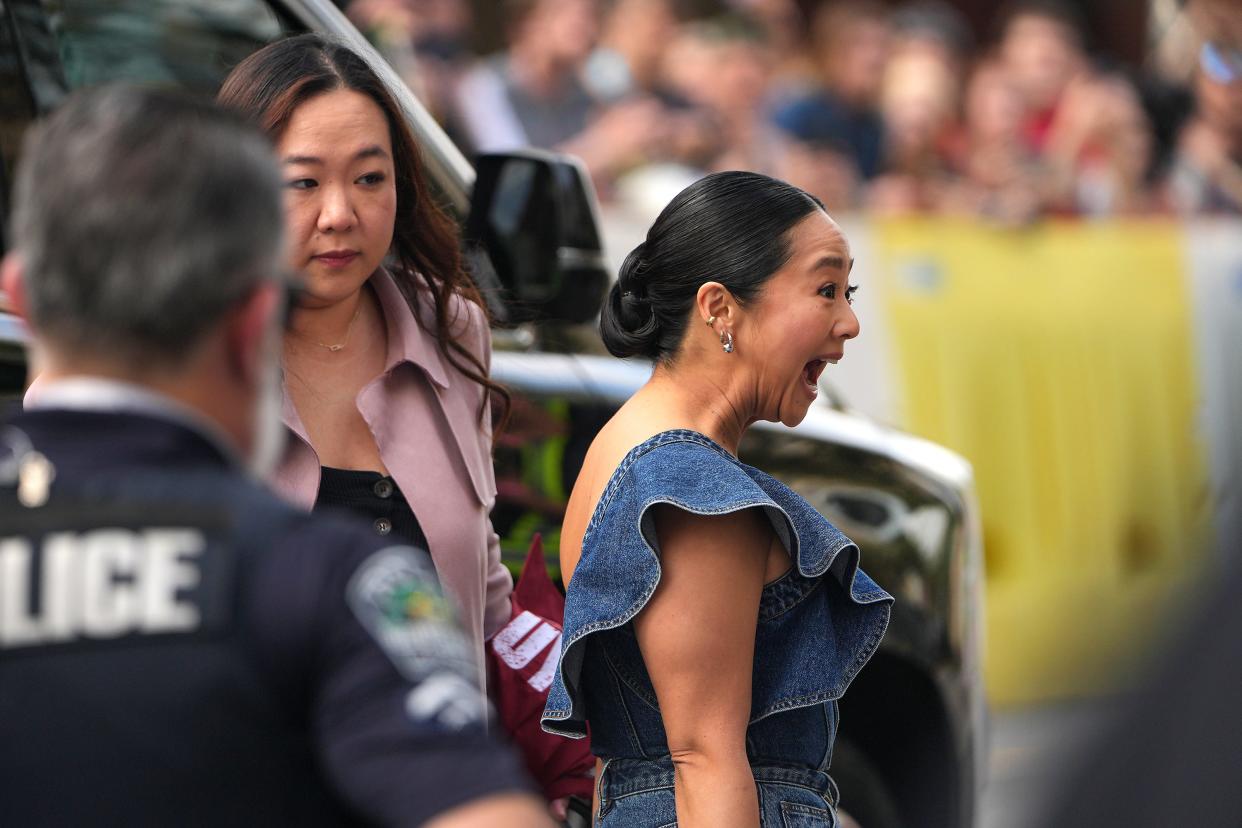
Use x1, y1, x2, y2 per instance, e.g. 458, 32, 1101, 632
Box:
18, 0, 287, 110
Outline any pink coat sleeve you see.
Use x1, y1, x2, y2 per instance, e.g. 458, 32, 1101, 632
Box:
468, 302, 516, 640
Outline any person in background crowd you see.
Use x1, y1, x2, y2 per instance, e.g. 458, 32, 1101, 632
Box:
869, 46, 958, 213
868, 1, 972, 214
1169, 0, 1242, 214
670, 15, 785, 177
346, 0, 476, 145
1043, 70, 1166, 215
0, 83, 549, 828
346, 0, 1224, 222
585, 0, 680, 102
584, 0, 724, 208
727, 0, 818, 106
995, 0, 1091, 155
774, 126, 862, 213
217, 35, 514, 695
454, 0, 665, 194
893, 0, 974, 73
995, 0, 1167, 216
772, 1, 892, 183
941, 56, 1047, 224
657, 12, 839, 210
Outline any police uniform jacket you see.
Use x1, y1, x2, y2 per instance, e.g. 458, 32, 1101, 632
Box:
0, 382, 530, 826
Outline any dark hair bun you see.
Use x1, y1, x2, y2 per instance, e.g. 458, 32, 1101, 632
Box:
600, 243, 661, 359
598, 171, 826, 364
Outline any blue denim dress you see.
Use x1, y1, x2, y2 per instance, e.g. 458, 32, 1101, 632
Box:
542, 430, 894, 827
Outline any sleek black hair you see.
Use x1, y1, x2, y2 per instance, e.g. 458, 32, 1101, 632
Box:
600, 171, 826, 363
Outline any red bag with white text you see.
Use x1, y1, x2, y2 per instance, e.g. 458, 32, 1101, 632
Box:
486, 535, 594, 803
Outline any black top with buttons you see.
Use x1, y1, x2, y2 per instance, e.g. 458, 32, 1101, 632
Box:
315, 467, 429, 550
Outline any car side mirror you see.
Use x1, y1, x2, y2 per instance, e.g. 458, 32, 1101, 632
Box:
466, 150, 610, 325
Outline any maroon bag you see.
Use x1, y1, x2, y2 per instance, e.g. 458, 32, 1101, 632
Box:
486, 535, 594, 803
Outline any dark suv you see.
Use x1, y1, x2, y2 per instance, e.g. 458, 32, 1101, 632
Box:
0, 2, 986, 826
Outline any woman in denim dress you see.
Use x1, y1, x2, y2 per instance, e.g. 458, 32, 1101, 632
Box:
541, 171, 893, 827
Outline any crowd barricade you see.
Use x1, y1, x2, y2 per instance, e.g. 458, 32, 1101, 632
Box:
830, 216, 1242, 705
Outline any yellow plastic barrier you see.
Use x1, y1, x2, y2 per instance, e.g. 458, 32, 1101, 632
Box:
872, 218, 1215, 705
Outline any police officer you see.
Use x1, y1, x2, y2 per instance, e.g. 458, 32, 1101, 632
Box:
0, 85, 552, 828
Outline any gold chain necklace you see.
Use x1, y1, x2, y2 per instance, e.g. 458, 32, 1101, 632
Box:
315, 305, 362, 352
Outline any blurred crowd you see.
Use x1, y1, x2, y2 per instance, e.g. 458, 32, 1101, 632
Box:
342, 0, 1242, 222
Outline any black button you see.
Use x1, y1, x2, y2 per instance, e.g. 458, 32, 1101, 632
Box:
374, 478, 394, 499
373, 517, 392, 536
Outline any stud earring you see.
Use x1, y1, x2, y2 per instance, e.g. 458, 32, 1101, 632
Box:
720, 330, 734, 353
705, 315, 717, 327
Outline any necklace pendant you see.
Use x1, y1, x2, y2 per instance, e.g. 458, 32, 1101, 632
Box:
311, 303, 361, 353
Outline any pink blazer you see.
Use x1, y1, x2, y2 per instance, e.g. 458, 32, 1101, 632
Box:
270, 268, 513, 688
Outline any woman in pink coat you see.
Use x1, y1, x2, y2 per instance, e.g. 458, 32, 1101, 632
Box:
218, 35, 512, 688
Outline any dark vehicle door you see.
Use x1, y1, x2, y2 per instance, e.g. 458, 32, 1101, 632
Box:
0, 0, 294, 400
1, 0, 37, 258
0, 0, 35, 397
0, 0, 293, 228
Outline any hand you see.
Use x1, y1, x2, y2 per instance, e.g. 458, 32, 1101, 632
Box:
549, 797, 569, 822
1046, 73, 1107, 152
1180, 119, 1230, 177
587, 98, 669, 158
562, 98, 670, 178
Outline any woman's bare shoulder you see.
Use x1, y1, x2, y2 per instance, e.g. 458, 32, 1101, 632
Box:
559, 411, 669, 583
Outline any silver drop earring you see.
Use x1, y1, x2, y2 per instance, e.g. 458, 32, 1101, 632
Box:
720, 330, 734, 353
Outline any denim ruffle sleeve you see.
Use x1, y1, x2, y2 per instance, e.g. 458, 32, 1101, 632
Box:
541, 430, 892, 738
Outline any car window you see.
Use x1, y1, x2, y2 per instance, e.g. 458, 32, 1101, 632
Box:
11, 0, 289, 110
1, 0, 39, 254
1, 0, 471, 327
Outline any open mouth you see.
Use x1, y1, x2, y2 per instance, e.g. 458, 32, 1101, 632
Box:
802, 354, 842, 390
803, 359, 828, 387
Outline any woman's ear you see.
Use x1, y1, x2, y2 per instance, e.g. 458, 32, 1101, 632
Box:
1, 253, 29, 320
226, 282, 283, 386
695, 281, 734, 327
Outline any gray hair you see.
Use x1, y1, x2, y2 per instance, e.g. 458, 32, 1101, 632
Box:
8, 84, 285, 366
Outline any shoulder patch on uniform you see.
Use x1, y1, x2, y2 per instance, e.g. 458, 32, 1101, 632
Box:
346, 546, 485, 727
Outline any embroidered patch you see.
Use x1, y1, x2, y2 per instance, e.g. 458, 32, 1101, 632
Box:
405, 672, 485, 730
347, 546, 483, 726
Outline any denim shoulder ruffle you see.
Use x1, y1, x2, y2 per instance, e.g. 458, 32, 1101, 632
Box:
541, 429, 892, 738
